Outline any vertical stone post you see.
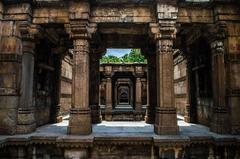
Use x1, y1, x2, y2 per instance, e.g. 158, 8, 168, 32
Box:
90, 53, 102, 123
17, 38, 36, 134
68, 38, 92, 135
152, 1, 179, 135
105, 76, 113, 121
135, 77, 142, 120
210, 35, 229, 134
154, 38, 179, 135
145, 53, 157, 124
184, 54, 193, 123
67, 1, 95, 135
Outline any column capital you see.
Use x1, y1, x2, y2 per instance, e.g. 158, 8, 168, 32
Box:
17, 22, 41, 41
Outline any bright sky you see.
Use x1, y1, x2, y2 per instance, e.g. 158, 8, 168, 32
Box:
105, 49, 131, 57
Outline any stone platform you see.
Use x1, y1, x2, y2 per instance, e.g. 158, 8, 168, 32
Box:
0, 116, 239, 158
0, 115, 239, 146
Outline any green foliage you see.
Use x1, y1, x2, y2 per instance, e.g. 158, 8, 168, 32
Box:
100, 49, 147, 63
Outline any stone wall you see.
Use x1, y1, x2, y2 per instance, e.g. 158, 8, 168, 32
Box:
60, 55, 72, 115
226, 16, 240, 134
174, 54, 187, 116
0, 21, 22, 134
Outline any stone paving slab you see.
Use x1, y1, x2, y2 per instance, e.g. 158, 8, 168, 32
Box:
0, 116, 239, 146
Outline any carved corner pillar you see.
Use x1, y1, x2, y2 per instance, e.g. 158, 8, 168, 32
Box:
67, 1, 96, 135
153, 1, 179, 135
145, 53, 157, 124
135, 77, 142, 121
210, 38, 229, 134
17, 36, 36, 134
154, 38, 179, 135
90, 53, 102, 124
0, 21, 22, 135
68, 38, 92, 135
184, 53, 194, 123
105, 75, 113, 121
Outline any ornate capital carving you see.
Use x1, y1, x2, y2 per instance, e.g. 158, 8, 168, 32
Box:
157, 39, 173, 54
17, 22, 41, 40
69, 21, 97, 39
211, 40, 225, 55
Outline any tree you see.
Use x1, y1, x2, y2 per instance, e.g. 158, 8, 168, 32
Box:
100, 49, 147, 63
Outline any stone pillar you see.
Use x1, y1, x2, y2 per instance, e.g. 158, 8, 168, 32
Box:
210, 38, 229, 134
68, 39, 92, 135
0, 21, 22, 134
153, 1, 179, 135
135, 77, 142, 120
51, 49, 64, 123
17, 38, 36, 134
64, 149, 89, 159
105, 77, 113, 121
68, 1, 95, 135
90, 53, 102, 123
184, 54, 194, 123
154, 38, 179, 135
145, 53, 157, 124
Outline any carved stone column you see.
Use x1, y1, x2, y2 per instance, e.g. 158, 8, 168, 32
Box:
153, 1, 179, 135
154, 38, 179, 135
17, 37, 36, 134
67, 1, 96, 135
184, 54, 194, 123
135, 77, 142, 120
145, 53, 157, 124
210, 38, 229, 134
68, 39, 92, 135
105, 76, 113, 121
90, 53, 102, 124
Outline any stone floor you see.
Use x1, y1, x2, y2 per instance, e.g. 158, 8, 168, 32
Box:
0, 115, 239, 143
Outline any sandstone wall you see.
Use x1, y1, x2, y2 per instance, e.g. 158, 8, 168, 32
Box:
60, 55, 72, 115
0, 21, 22, 134
174, 56, 187, 116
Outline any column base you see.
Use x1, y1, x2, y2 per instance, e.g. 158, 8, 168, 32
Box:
210, 107, 229, 134
68, 108, 92, 135
154, 107, 179, 135
105, 110, 112, 121
64, 149, 89, 159
184, 104, 191, 123
17, 107, 36, 134
91, 105, 102, 124
135, 112, 143, 121
145, 105, 155, 124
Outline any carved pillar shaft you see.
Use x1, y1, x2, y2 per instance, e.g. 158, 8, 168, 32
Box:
184, 55, 195, 123
145, 54, 157, 124
154, 39, 179, 135
90, 54, 101, 123
68, 39, 92, 135
17, 39, 36, 134
135, 77, 142, 111
105, 77, 112, 121
210, 39, 229, 134
135, 77, 142, 120
52, 52, 63, 123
